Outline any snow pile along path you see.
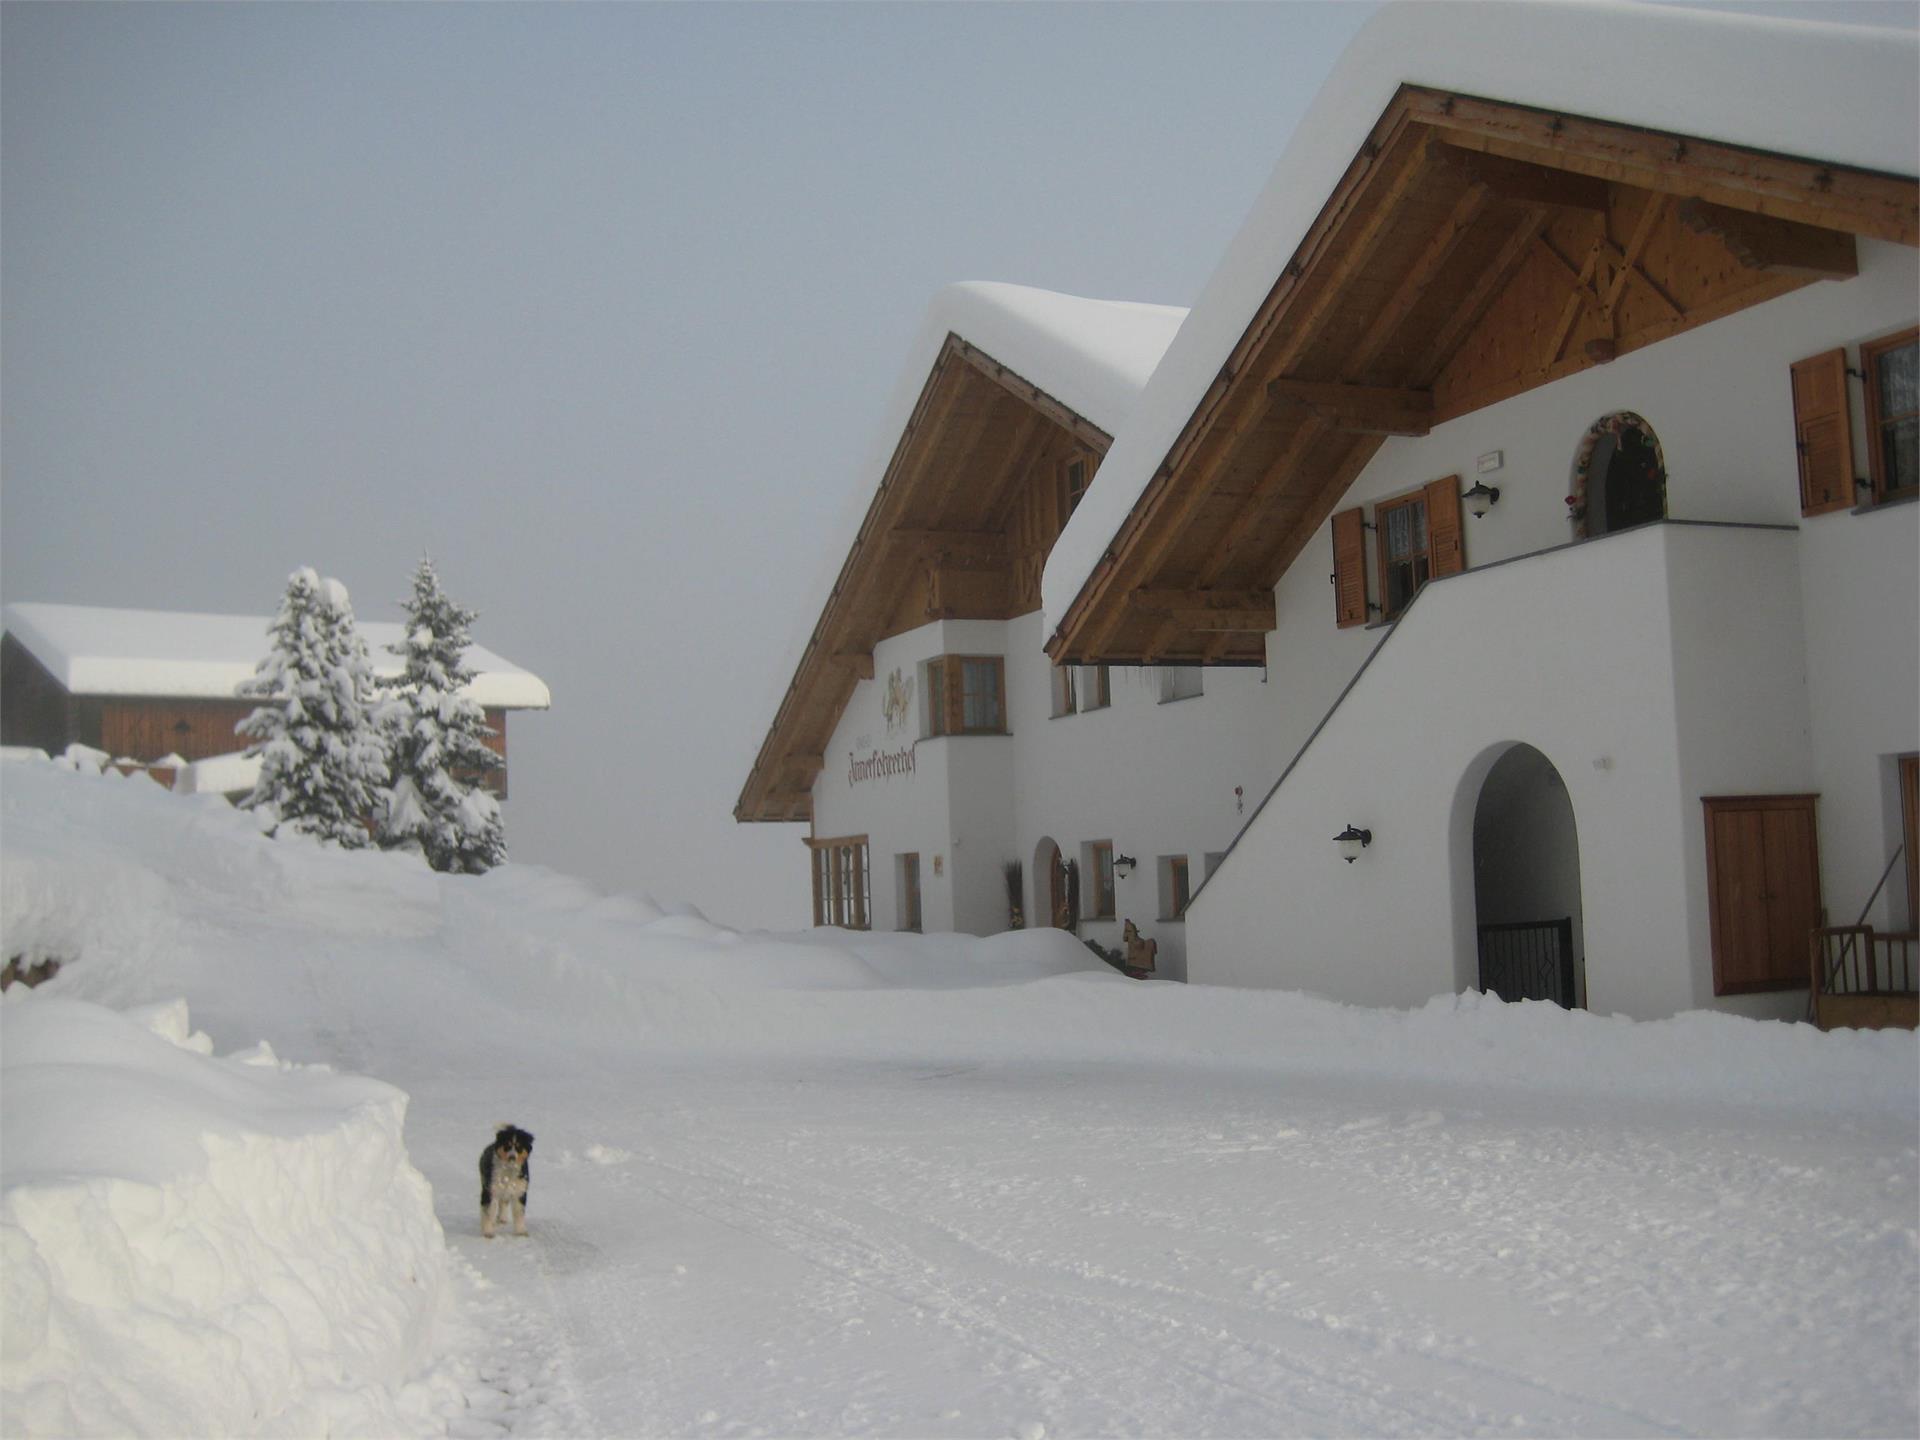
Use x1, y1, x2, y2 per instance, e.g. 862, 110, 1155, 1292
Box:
0, 997, 455, 1438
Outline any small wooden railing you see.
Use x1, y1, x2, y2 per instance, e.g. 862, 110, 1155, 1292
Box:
1810, 926, 1919, 1031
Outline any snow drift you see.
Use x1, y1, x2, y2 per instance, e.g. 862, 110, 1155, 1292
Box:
0, 997, 448, 1438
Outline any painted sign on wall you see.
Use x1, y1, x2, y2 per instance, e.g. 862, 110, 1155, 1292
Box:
848, 743, 917, 787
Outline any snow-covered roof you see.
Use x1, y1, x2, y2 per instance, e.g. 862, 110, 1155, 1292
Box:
1041, 0, 1920, 633
795, 278, 1184, 653
798, 279, 1185, 636
742, 282, 1185, 815
913, 282, 1188, 437
3, 601, 553, 710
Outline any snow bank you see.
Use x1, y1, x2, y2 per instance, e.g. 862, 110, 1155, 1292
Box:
0, 997, 450, 1438
8, 754, 1907, 1128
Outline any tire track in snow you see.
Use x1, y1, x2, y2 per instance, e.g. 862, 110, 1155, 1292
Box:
624, 1143, 1530, 1437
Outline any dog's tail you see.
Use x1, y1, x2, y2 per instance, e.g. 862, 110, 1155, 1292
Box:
494, 1120, 518, 1133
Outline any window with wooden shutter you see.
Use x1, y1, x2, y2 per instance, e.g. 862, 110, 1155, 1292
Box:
1375, 490, 1431, 620
1331, 506, 1368, 628
1790, 348, 1856, 516
1425, 475, 1465, 580
921, 655, 1006, 736
1703, 795, 1822, 994
1862, 326, 1918, 504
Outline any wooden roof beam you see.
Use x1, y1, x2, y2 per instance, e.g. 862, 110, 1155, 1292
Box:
833, 652, 874, 681
1267, 378, 1433, 436
950, 338, 1114, 453
967, 405, 1057, 528
1434, 141, 1612, 212
1167, 608, 1276, 633
1405, 87, 1918, 246
1418, 206, 1552, 384
1677, 197, 1859, 279
1131, 587, 1276, 654
1132, 587, 1275, 615
1344, 181, 1493, 382
889, 527, 1012, 558
1058, 124, 1436, 661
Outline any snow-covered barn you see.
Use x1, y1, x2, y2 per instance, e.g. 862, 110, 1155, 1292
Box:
1, 601, 551, 799
742, 0, 1918, 1022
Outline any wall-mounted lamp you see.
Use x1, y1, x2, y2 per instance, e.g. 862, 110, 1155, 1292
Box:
1334, 825, 1372, 863
1114, 854, 1138, 878
1463, 480, 1501, 518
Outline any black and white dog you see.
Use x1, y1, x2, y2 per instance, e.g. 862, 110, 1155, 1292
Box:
478, 1124, 534, 1239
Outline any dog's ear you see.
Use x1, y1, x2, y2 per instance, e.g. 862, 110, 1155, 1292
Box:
521, 1130, 535, 1151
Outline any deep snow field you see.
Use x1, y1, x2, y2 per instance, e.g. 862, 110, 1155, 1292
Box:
2, 757, 1916, 1439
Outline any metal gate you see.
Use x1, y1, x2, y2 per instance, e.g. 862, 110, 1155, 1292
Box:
1478, 918, 1576, 1007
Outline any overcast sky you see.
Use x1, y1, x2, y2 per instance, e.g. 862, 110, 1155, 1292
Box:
3, 1, 1910, 929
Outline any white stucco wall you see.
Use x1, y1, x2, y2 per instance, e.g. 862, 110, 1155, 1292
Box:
811, 618, 1004, 935
1001, 612, 1271, 979
1664, 525, 1819, 1018
810, 610, 1277, 966
1191, 523, 1838, 1019
1800, 499, 1920, 932
1208, 246, 1917, 1016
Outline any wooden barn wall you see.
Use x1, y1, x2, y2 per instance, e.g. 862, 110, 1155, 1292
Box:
82, 691, 511, 797
100, 697, 257, 764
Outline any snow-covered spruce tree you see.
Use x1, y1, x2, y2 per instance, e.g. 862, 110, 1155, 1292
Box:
237, 567, 391, 847
376, 557, 506, 873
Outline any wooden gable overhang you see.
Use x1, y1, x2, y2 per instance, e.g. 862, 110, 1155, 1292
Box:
1047, 85, 1920, 667
736, 335, 1111, 823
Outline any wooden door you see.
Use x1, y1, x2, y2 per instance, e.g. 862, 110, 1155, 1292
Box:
1704, 795, 1822, 994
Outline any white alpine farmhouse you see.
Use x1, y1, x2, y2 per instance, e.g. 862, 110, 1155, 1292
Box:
740, 0, 1919, 1024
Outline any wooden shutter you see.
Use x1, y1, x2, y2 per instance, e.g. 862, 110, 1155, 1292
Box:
1790, 349, 1855, 516
1331, 507, 1368, 628
1425, 475, 1465, 579
941, 657, 963, 736
1704, 795, 1823, 994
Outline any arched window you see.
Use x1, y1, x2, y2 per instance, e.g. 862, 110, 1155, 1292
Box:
1569, 412, 1667, 539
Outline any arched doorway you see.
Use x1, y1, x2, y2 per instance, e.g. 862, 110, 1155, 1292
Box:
1032, 837, 1076, 932
1471, 744, 1586, 1008
1571, 411, 1667, 538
